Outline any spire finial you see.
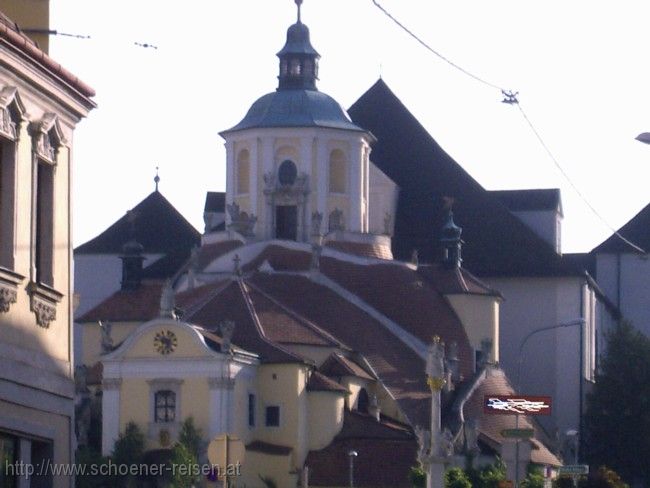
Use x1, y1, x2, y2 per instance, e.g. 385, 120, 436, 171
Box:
154, 166, 160, 192
296, 0, 303, 22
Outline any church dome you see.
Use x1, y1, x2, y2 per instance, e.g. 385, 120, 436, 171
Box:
222, 89, 366, 134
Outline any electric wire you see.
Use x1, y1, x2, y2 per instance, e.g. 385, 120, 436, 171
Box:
370, 0, 504, 92
370, 0, 646, 254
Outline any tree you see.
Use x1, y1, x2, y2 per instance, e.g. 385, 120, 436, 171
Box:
111, 422, 145, 488
583, 322, 650, 486
521, 464, 544, 488
466, 458, 506, 488
445, 467, 472, 488
169, 442, 200, 488
178, 416, 203, 460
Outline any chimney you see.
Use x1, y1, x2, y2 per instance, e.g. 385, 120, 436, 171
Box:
120, 239, 144, 290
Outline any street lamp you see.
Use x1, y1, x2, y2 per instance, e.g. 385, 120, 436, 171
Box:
635, 132, 650, 144
515, 318, 586, 391
348, 450, 358, 488
515, 318, 586, 469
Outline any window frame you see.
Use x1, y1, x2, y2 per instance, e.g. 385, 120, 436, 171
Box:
154, 390, 177, 423
264, 405, 281, 428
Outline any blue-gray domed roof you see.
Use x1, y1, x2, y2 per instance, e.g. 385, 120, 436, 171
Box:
222, 89, 367, 134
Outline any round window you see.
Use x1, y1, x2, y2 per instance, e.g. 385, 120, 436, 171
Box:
278, 160, 298, 186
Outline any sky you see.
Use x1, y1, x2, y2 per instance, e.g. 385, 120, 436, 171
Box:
48, 0, 650, 253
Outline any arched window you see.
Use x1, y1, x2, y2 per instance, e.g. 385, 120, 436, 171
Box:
329, 149, 346, 194
236, 149, 250, 195
154, 390, 176, 423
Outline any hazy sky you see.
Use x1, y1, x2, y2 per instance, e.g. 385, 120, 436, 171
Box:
49, 0, 650, 253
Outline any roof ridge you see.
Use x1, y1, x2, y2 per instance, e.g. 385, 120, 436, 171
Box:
237, 280, 307, 363
182, 280, 233, 320
245, 279, 344, 348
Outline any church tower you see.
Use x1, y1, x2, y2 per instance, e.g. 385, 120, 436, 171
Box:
220, 0, 376, 243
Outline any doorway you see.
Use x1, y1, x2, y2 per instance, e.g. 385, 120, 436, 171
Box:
275, 205, 298, 241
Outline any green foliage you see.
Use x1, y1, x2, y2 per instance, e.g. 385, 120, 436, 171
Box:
521, 464, 545, 488
259, 475, 278, 488
445, 467, 472, 488
554, 466, 629, 488
466, 458, 507, 488
584, 321, 650, 486
111, 422, 145, 487
74, 447, 110, 488
409, 465, 426, 487
169, 442, 200, 488
178, 416, 203, 459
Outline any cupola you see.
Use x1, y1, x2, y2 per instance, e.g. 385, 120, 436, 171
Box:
277, 0, 320, 91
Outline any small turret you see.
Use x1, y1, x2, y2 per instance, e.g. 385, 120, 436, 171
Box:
440, 209, 463, 269
277, 0, 320, 91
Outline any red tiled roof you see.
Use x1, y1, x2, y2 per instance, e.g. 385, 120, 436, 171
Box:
307, 371, 348, 393
417, 264, 501, 297
0, 12, 95, 99
320, 257, 474, 378
249, 272, 433, 426
325, 240, 393, 260
197, 240, 243, 269
306, 410, 417, 487
184, 279, 305, 364
462, 369, 561, 467
320, 353, 374, 380
246, 441, 292, 456
244, 281, 342, 347
243, 244, 311, 273
77, 281, 164, 322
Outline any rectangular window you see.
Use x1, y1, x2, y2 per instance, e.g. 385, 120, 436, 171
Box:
0, 432, 17, 488
0, 141, 17, 270
265, 405, 280, 427
30, 440, 53, 488
35, 161, 54, 286
154, 390, 176, 423
248, 394, 256, 427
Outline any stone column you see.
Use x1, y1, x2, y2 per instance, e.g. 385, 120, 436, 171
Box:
261, 138, 274, 240
101, 378, 122, 456
225, 140, 235, 225
349, 140, 364, 232
250, 138, 259, 224
316, 137, 328, 220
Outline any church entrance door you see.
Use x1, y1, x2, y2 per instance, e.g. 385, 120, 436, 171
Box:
275, 205, 298, 241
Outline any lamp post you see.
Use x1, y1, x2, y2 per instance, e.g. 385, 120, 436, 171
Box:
514, 318, 585, 487
348, 450, 358, 488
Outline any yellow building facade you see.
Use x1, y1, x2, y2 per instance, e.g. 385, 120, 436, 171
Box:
0, 9, 95, 488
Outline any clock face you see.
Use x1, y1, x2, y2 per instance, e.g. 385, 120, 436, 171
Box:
154, 330, 177, 355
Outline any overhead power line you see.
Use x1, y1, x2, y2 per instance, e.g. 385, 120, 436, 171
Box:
370, 0, 504, 92
370, 0, 646, 254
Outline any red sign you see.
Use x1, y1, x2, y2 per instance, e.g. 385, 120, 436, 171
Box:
483, 395, 552, 415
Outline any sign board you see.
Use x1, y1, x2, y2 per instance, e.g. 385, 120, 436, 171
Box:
501, 428, 534, 439
484, 395, 552, 415
558, 465, 589, 476
498, 481, 514, 488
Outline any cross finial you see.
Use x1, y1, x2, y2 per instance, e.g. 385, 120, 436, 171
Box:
154, 166, 160, 192
295, 0, 303, 22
